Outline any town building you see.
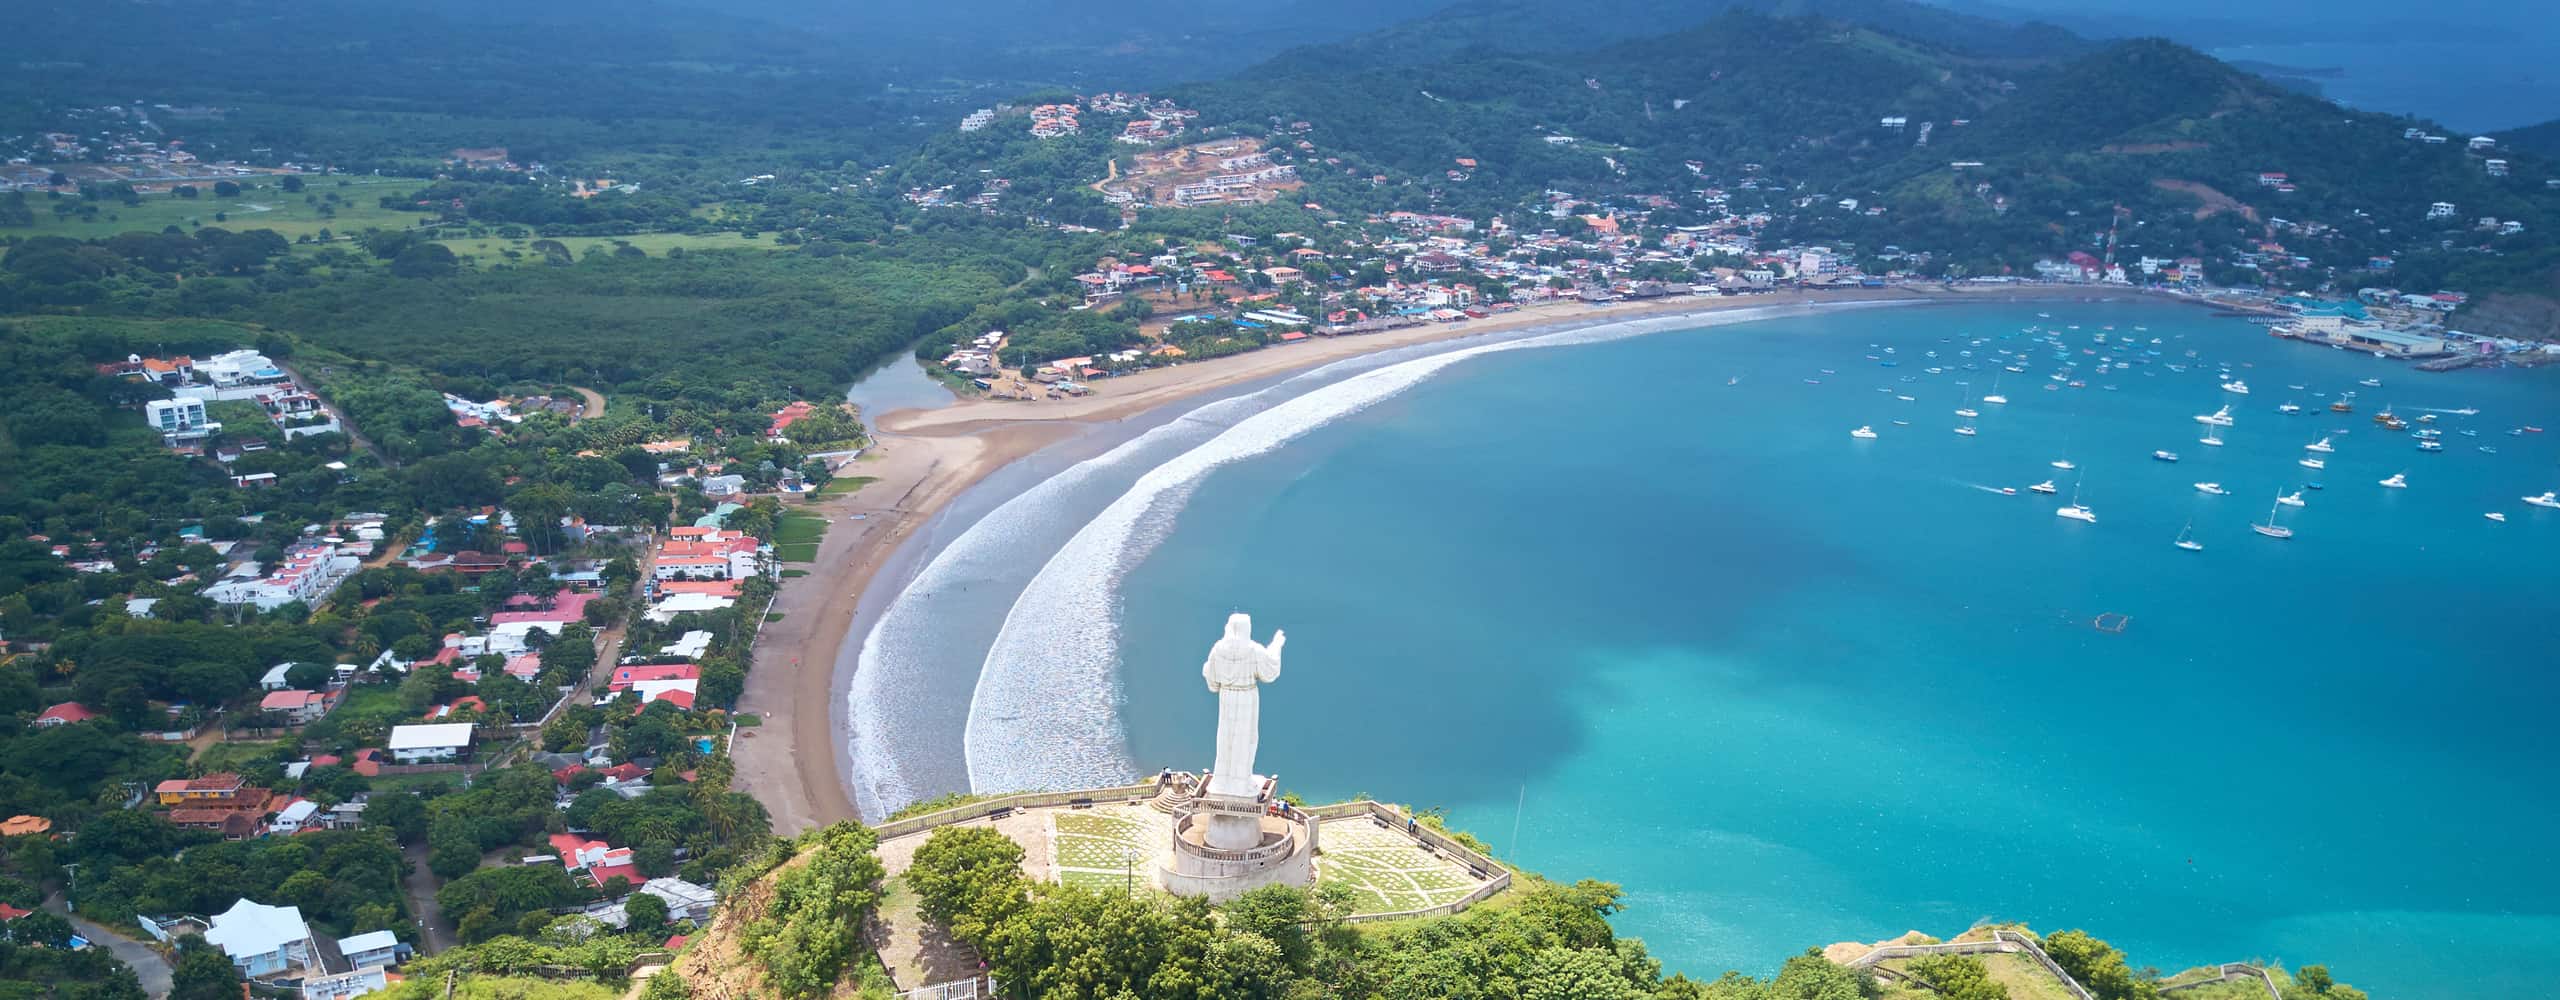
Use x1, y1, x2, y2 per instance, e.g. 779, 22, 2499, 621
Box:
203, 898, 314, 977
385, 722, 475, 763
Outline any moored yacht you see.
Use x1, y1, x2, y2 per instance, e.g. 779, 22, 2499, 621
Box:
2050, 459, 2076, 470
2305, 436, 2334, 453
2298, 456, 2327, 470
2524, 491, 2560, 508
2222, 379, 2250, 394
2195, 404, 2234, 426
2278, 401, 2302, 414
2153, 450, 2180, 462
1851, 425, 1878, 439
2380, 472, 2408, 488
2277, 491, 2306, 508
2252, 492, 2295, 539
2174, 521, 2203, 551
2194, 482, 2229, 496
2028, 480, 2059, 494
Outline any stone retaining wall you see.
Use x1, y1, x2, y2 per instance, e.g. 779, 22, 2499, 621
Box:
873, 782, 1163, 841
1846, 929, 2097, 1000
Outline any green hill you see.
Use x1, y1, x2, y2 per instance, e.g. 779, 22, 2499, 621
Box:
1179, 10, 2560, 301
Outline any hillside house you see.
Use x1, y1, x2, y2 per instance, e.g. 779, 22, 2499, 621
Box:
203, 899, 314, 977
385, 723, 474, 763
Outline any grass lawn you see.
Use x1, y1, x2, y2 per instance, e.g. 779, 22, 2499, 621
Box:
2159, 969, 2280, 1000
441, 976, 622, 1000
772, 509, 828, 563
1879, 953, 2084, 1000
330, 684, 415, 730
14, 176, 425, 244
369, 770, 467, 795
816, 475, 879, 497
192, 740, 286, 772
780, 569, 809, 578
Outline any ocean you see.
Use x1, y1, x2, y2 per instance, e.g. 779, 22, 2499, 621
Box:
863, 298, 2560, 999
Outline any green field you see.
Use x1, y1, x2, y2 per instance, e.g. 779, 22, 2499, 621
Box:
1314, 818, 1486, 916
11, 176, 427, 243
816, 475, 879, 497
772, 509, 828, 563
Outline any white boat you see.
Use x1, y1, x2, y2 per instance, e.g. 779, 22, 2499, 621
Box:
2028, 480, 2058, 494
2174, 520, 2203, 551
1955, 423, 1978, 436
2199, 427, 2224, 446
2195, 404, 2234, 426
2252, 492, 2295, 539
2223, 379, 2251, 394
1851, 425, 1878, 439
2417, 439, 2443, 452
1983, 373, 2008, 405
2194, 482, 2229, 496
2277, 491, 2306, 508
2051, 459, 2076, 470
2056, 479, 2096, 523
2299, 457, 2326, 470
2153, 450, 2180, 462
2380, 472, 2407, 489
2524, 491, 2559, 508
2359, 377, 2383, 387
2278, 402, 2302, 414
2305, 436, 2334, 453
2486, 512, 2508, 522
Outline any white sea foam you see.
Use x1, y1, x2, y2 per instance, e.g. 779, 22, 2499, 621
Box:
961, 304, 1885, 793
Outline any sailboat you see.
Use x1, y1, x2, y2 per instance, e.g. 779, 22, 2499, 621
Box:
2305, 435, 2334, 453
2251, 492, 2295, 539
2056, 477, 2097, 523
2174, 520, 2203, 551
1982, 373, 2008, 405
1954, 414, 1978, 436
2200, 421, 2225, 447
1954, 382, 1979, 419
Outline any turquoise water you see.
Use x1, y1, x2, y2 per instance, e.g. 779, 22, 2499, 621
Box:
1105, 301, 2560, 998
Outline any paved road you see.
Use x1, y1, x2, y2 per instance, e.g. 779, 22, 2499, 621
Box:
401, 841, 457, 955
46, 897, 172, 998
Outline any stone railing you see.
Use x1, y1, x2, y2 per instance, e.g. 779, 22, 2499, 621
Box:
872, 782, 1163, 841
1846, 929, 2097, 1000
2163, 963, 2281, 1000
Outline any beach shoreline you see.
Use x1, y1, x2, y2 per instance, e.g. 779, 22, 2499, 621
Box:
729, 283, 2154, 833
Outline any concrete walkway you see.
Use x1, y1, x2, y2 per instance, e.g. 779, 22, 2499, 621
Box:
46, 897, 172, 998
401, 841, 457, 955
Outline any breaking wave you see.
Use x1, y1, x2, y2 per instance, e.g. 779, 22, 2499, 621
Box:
960, 304, 1873, 794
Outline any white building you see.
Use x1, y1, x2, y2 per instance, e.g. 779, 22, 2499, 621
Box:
203, 899, 314, 977
302, 967, 388, 1000
202, 545, 361, 612
645, 592, 736, 624
193, 350, 289, 388
386, 723, 475, 763
145, 397, 216, 440
269, 800, 320, 834
336, 929, 405, 970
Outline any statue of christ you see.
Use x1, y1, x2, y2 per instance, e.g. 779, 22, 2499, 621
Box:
1202, 613, 1283, 800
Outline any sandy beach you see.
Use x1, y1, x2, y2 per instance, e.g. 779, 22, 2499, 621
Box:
728, 283, 2125, 832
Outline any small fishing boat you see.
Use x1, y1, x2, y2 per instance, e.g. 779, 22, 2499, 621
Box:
1999, 487, 2018, 496
2380, 472, 2408, 489
2305, 481, 2325, 490
2305, 436, 2334, 453
1851, 425, 1878, 439
2277, 402, 2302, 414
2196, 404, 2234, 426
2153, 450, 2180, 462
2051, 459, 2076, 470
2360, 377, 2383, 387
2277, 491, 2305, 508
2028, 480, 2059, 494
2299, 457, 2327, 470
2486, 512, 2508, 522
2417, 439, 2443, 452
2194, 482, 2229, 496
2222, 379, 2250, 394
2330, 399, 2354, 413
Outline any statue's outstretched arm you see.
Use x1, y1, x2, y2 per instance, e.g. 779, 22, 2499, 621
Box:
1261, 630, 1285, 680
